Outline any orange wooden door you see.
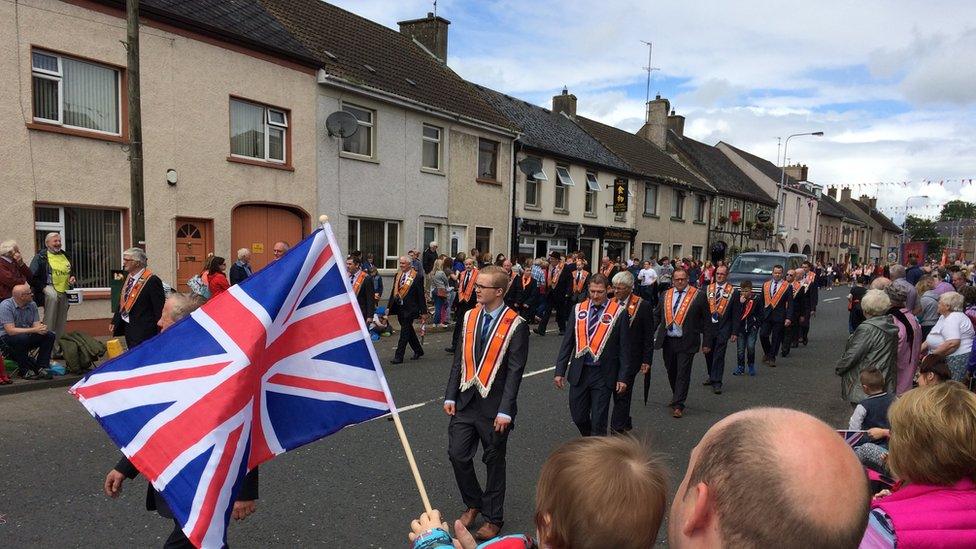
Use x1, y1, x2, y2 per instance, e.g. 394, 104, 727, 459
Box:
175, 219, 213, 292
231, 205, 305, 272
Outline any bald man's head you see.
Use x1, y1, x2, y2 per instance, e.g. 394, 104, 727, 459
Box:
668, 408, 869, 549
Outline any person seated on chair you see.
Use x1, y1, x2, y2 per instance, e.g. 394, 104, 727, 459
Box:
0, 284, 55, 380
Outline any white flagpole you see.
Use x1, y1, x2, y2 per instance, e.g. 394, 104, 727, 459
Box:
319, 215, 433, 514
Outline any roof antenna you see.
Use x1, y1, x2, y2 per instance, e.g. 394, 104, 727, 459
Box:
433, 0, 437, 17
640, 40, 660, 112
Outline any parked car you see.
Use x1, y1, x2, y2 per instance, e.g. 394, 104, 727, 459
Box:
727, 251, 807, 291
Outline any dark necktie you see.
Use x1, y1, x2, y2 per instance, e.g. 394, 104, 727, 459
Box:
124, 275, 136, 297
588, 304, 603, 335
672, 290, 684, 315
477, 312, 493, 357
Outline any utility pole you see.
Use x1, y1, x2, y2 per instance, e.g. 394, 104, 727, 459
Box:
127, 0, 146, 247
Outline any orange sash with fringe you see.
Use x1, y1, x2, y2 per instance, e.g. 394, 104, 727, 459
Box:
460, 305, 523, 397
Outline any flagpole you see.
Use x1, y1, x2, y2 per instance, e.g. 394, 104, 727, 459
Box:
319, 215, 433, 514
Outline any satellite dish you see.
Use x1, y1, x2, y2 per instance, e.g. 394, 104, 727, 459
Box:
517, 156, 543, 177
326, 111, 359, 138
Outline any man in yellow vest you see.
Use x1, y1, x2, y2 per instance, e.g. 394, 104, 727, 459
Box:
29, 232, 75, 357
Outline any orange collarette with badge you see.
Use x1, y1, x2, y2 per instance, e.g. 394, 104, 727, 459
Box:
601, 264, 614, 277
805, 271, 816, 286
458, 268, 479, 302
763, 279, 789, 309
119, 269, 154, 317
573, 298, 624, 359
707, 282, 733, 317
572, 270, 589, 294
395, 269, 417, 300
351, 270, 368, 295
549, 263, 564, 289
460, 305, 524, 397
791, 280, 803, 295
624, 293, 641, 326
520, 272, 533, 290
664, 286, 698, 329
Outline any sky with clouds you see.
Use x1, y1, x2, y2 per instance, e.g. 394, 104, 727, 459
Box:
330, 0, 976, 221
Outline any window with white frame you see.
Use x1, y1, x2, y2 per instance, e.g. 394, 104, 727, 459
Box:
230, 98, 288, 163
644, 183, 659, 215
672, 189, 686, 219
524, 157, 546, 208
422, 124, 442, 170
31, 50, 121, 135
478, 138, 499, 180
554, 165, 573, 211
694, 195, 707, 223
34, 205, 122, 289
348, 218, 399, 269
642, 242, 661, 261
584, 172, 599, 214
341, 103, 374, 157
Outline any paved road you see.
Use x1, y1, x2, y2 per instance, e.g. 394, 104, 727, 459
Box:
0, 292, 853, 548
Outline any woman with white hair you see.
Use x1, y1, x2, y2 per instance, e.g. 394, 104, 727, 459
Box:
836, 289, 898, 405
920, 290, 974, 381
0, 240, 31, 300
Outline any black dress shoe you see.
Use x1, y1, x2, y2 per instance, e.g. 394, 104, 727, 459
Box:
390, 358, 403, 364
410, 351, 424, 360
444, 347, 456, 353
713, 386, 722, 394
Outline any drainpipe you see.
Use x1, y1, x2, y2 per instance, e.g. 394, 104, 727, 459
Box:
511, 139, 522, 259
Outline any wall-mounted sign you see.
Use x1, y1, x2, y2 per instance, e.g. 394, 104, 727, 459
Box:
756, 209, 772, 223
613, 179, 629, 213
251, 243, 265, 254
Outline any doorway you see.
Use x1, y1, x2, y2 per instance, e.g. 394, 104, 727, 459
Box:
231, 205, 306, 272
175, 218, 213, 293
450, 225, 466, 257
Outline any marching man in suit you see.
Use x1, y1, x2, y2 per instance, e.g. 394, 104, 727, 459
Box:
389, 256, 427, 364
504, 259, 536, 320
654, 268, 712, 418
701, 265, 739, 394
782, 267, 806, 357
536, 252, 573, 336
346, 255, 374, 321
444, 265, 529, 541
759, 264, 794, 367
569, 257, 590, 303
609, 271, 654, 434
799, 260, 819, 345
110, 248, 166, 350
554, 273, 630, 436
446, 258, 479, 353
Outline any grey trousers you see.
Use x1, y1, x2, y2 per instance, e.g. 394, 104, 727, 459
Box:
42, 285, 68, 353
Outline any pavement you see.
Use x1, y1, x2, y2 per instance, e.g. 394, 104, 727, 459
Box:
0, 294, 853, 548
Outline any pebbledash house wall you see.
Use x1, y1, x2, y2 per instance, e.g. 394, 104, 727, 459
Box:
634, 181, 710, 261
316, 79, 515, 276
0, 0, 317, 328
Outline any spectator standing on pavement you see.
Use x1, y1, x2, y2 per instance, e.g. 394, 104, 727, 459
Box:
637, 260, 658, 301
0, 284, 55, 380
889, 264, 917, 313
883, 284, 923, 395
0, 240, 31, 301
920, 291, 974, 382
423, 241, 438, 297
916, 275, 939, 337
905, 257, 923, 285
430, 258, 450, 327
29, 232, 75, 357
668, 408, 870, 549
110, 248, 166, 350
836, 289, 898, 405
206, 256, 230, 298
229, 248, 253, 285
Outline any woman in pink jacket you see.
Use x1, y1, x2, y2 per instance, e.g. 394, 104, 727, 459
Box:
861, 382, 976, 548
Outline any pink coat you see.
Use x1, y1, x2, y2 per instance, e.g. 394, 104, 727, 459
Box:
874, 478, 976, 548
890, 307, 923, 395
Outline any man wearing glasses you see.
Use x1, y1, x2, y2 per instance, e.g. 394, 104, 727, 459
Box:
554, 273, 630, 435
444, 266, 529, 541
654, 269, 712, 418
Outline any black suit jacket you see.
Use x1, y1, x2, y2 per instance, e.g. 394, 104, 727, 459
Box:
623, 298, 655, 372
759, 280, 794, 322
115, 455, 258, 519
112, 274, 165, 348
229, 262, 251, 286
705, 285, 741, 340
654, 289, 713, 353
549, 263, 575, 300
388, 271, 426, 320
805, 279, 819, 312
505, 274, 537, 313
352, 272, 375, 319
445, 316, 529, 418
790, 285, 808, 320
569, 271, 591, 303
555, 302, 631, 389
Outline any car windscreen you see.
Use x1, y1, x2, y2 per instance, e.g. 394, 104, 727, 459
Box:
730, 255, 782, 275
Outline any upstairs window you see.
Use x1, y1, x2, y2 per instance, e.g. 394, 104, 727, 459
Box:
478, 138, 498, 181
672, 189, 685, 219
341, 103, 374, 158
31, 50, 121, 135
644, 183, 659, 215
585, 172, 599, 215
422, 124, 442, 170
694, 195, 707, 223
230, 98, 288, 163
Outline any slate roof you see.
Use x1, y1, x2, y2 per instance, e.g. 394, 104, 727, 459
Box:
849, 200, 903, 232
719, 142, 820, 199
574, 117, 713, 193
259, 0, 514, 130
475, 86, 631, 173
819, 194, 865, 225
668, 131, 775, 206
92, 0, 319, 66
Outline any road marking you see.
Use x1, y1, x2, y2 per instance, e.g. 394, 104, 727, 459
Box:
524, 366, 556, 378
823, 297, 842, 302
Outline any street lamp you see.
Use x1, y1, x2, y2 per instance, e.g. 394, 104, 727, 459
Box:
776, 131, 824, 231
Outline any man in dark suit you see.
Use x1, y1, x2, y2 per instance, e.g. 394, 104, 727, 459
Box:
444, 265, 529, 541
701, 265, 740, 394
504, 261, 537, 320
759, 264, 794, 367
229, 248, 253, 286
110, 248, 166, 350
609, 271, 654, 433
447, 258, 479, 353
554, 273, 630, 436
799, 260, 819, 345
569, 257, 590, 303
537, 252, 574, 336
782, 268, 805, 357
104, 293, 258, 548
654, 268, 712, 418
346, 255, 374, 321
389, 255, 427, 364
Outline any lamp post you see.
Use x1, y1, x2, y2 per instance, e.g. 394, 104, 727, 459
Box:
776, 132, 824, 233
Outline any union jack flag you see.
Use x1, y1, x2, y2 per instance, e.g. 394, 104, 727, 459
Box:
71, 224, 393, 548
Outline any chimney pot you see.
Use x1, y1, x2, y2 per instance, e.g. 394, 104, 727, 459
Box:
552, 88, 577, 116
398, 13, 451, 63
637, 95, 671, 148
